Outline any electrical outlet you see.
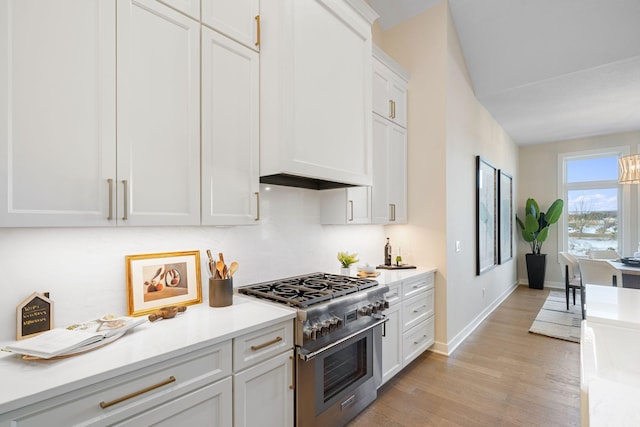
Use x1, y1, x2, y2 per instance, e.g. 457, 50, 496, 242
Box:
455, 241, 461, 252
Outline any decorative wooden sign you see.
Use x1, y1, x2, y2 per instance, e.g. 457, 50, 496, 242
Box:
17, 292, 53, 340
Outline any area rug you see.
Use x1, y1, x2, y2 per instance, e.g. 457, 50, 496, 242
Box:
529, 290, 581, 343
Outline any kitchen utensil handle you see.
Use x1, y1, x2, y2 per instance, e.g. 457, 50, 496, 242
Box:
255, 192, 260, 221
99, 376, 175, 409
255, 15, 260, 47
107, 179, 114, 220
122, 180, 128, 221
298, 317, 388, 361
348, 200, 354, 222
250, 336, 282, 351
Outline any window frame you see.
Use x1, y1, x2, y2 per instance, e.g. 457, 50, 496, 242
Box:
557, 147, 630, 257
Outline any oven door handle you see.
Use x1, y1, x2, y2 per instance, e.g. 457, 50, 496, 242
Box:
298, 316, 388, 362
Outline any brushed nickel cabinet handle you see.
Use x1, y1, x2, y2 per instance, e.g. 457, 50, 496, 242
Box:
388, 99, 393, 119
392, 100, 397, 119
289, 355, 295, 390
392, 204, 396, 221
99, 376, 176, 409
255, 15, 260, 47
250, 336, 282, 351
348, 200, 354, 222
255, 192, 260, 221
122, 180, 128, 221
107, 179, 114, 220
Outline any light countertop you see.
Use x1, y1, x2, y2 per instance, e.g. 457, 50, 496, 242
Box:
0, 296, 296, 415
370, 267, 437, 286
585, 284, 640, 328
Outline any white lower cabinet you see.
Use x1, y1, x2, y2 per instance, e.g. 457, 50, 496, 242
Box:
0, 342, 233, 426
233, 351, 294, 427
232, 320, 294, 427
0, 320, 296, 426
380, 271, 435, 386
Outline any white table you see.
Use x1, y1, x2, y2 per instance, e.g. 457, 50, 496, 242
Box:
606, 260, 640, 289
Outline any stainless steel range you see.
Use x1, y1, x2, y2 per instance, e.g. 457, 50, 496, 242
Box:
238, 273, 389, 427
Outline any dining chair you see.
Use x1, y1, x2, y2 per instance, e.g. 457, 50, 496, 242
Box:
578, 258, 620, 287
559, 252, 583, 314
587, 250, 621, 260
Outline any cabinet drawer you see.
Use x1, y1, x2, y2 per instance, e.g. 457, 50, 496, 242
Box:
384, 281, 402, 307
402, 289, 433, 331
402, 316, 434, 365
233, 320, 293, 372
2, 341, 232, 427
402, 272, 434, 299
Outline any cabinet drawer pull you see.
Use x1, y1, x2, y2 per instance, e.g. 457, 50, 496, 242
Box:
289, 355, 295, 390
348, 200, 354, 221
388, 99, 393, 119
413, 283, 425, 289
412, 305, 427, 313
413, 335, 428, 345
250, 336, 282, 351
255, 192, 260, 221
107, 179, 114, 220
255, 15, 260, 47
99, 376, 176, 409
122, 179, 128, 221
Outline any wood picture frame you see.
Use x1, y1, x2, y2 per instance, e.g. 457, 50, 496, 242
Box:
125, 251, 202, 316
476, 156, 497, 275
498, 170, 514, 264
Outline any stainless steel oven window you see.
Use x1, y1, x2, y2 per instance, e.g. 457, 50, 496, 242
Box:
313, 329, 373, 414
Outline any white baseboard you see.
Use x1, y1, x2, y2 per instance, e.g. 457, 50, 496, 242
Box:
518, 278, 564, 290
430, 281, 519, 357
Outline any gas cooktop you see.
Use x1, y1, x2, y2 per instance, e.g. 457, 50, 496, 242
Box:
237, 272, 379, 308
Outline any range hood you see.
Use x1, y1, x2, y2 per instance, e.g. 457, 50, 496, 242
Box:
260, 174, 357, 190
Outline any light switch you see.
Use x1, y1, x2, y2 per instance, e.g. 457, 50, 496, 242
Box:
455, 241, 461, 252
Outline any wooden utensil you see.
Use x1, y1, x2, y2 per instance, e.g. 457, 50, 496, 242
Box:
229, 261, 239, 277
206, 249, 215, 277
216, 260, 225, 279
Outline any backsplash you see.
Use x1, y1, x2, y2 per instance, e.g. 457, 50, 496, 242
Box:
0, 185, 386, 342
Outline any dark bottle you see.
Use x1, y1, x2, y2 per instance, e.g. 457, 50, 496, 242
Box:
384, 238, 392, 266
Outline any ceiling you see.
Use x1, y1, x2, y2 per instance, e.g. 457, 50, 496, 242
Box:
368, 0, 640, 145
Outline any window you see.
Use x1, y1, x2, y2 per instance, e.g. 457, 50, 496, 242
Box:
559, 151, 625, 256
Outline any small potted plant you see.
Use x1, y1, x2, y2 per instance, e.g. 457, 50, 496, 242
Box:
516, 198, 563, 289
337, 251, 359, 276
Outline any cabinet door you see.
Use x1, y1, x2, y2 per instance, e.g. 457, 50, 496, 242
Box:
202, 0, 259, 51
117, 0, 200, 226
387, 123, 407, 223
320, 187, 370, 225
234, 350, 294, 427
381, 302, 402, 385
0, 0, 116, 227
372, 56, 407, 128
201, 27, 259, 225
371, 115, 390, 224
115, 377, 232, 427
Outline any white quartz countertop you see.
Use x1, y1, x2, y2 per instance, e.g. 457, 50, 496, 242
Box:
371, 267, 436, 286
585, 284, 640, 328
0, 295, 296, 415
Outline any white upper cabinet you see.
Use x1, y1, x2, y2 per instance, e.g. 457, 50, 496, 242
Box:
260, 0, 378, 187
371, 114, 407, 224
372, 45, 409, 128
116, 0, 201, 226
320, 186, 370, 225
202, 0, 260, 51
157, 0, 200, 20
201, 26, 260, 225
0, 0, 116, 227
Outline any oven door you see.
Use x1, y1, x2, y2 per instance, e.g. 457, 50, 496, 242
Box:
296, 317, 386, 427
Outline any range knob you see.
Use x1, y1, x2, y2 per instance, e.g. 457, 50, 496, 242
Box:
315, 322, 328, 337
329, 316, 343, 332
358, 305, 372, 316
303, 325, 318, 341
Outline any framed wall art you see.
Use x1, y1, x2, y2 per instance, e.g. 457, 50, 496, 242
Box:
476, 156, 497, 275
498, 170, 513, 264
125, 250, 202, 316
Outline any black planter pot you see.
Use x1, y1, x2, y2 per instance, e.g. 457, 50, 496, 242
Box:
526, 253, 546, 289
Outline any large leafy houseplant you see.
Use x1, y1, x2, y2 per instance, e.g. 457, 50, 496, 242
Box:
516, 198, 563, 289
516, 198, 564, 255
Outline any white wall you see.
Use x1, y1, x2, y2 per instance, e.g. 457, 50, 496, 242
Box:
0, 185, 386, 342
374, 0, 519, 354
517, 130, 640, 286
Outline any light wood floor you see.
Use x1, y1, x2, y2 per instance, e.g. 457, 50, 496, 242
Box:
349, 286, 581, 426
